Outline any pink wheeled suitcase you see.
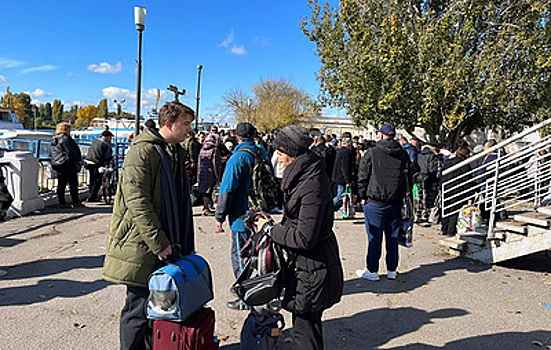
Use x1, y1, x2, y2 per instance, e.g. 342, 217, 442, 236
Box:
153, 307, 218, 350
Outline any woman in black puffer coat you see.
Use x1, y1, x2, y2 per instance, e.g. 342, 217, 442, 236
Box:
257, 125, 343, 350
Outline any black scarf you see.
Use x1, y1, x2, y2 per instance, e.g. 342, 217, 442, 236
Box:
154, 142, 195, 260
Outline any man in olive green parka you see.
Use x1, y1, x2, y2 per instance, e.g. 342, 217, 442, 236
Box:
102, 101, 195, 350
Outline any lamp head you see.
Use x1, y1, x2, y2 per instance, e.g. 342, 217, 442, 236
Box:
134, 6, 147, 31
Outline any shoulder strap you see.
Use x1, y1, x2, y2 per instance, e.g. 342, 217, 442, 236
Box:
237, 147, 259, 158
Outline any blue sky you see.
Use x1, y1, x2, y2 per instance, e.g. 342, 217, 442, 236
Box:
1, 0, 341, 125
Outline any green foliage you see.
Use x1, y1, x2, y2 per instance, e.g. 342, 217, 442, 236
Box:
222, 78, 322, 132
302, 0, 551, 144
44, 102, 52, 121
52, 99, 64, 124
62, 105, 79, 123
13, 93, 33, 129
97, 99, 108, 119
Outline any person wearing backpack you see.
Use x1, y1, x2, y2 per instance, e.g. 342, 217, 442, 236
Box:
254, 125, 344, 350
50, 122, 84, 208
215, 122, 274, 311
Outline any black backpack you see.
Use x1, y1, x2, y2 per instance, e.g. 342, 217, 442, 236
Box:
50, 136, 69, 170
240, 309, 285, 350
239, 147, 278, 213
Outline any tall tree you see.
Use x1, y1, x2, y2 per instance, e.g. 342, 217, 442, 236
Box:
301, 0, 551, 144
63, 105, 79, 123
222, 78, 321, 132
13, 93, 33, 128
0, 87, 14, 107
97, 98, 108, 120
52, 99, 64, 124
44, 102, 53, 122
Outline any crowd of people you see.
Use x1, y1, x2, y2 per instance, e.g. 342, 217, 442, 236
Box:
41, 100, 494, 350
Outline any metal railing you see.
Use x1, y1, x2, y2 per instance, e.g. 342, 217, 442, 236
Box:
441, 118, 551, 238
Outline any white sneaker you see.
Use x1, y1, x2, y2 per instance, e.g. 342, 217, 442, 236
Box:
355, 269, 379, 281
387, 271, 397, 280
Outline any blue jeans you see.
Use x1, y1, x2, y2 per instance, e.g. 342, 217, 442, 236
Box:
231, 230, 249, 279
333, 183, 346, 209
363, 201, 401, 273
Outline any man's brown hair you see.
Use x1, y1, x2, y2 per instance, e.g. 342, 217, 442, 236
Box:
158, 101, 195, 127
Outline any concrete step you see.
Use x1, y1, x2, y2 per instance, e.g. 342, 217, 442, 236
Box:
495, 220, 528, 234
438, 237, 466, 252
513, 212, 551, 228
536, 206, 551, 216
464, 229, 551, 263
457, 232, 487, 246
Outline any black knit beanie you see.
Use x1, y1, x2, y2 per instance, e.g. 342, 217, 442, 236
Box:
274, 125, 313, 157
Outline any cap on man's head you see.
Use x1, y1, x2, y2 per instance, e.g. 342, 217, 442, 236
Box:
144, 119, 156, 129
102, 131, 114, 137
377, 124, 396, 137
235, 122, 257, 139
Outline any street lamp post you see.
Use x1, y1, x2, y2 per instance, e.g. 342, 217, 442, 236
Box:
195, 65, 203, 132
134, 6, 146, 138
114, 99, 126, 117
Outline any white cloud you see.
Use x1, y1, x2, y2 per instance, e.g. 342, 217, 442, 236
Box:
102, 86, 135, 101
230, 45, 247, 56
20, 65, 58, 74
102, 86, 171, 113
0, 75, 7, 84
0, 58, 24, 68
87, 62, 122, 74
27, 88, 54, 98
220, 29, 235, 47
220, 29, 247, 55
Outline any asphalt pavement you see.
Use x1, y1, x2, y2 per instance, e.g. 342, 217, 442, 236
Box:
0, 202, 550, 350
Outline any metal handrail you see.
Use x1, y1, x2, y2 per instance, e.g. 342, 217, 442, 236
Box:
443, 118, 551, 176
441, 121, 551, 238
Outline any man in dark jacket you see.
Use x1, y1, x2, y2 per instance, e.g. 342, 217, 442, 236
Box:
331, 138, 354, 210
102, 101, 196, 350
311, 133, 336, 179
215, 122, 271, 310
418, 144, 443, 220
86, 130, 114, 202
356, 124, 412, 281
398, 135, 420, 174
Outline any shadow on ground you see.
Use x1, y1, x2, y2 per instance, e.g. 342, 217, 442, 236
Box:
0, 278, 111, 306
220, 307, 550, 350
1, 255, 105, 280
1, 204, 113, 243
344, 257, 490, 296
382, 330, 551, 350
497, 251, 551, 272
323, 307, 467, 349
